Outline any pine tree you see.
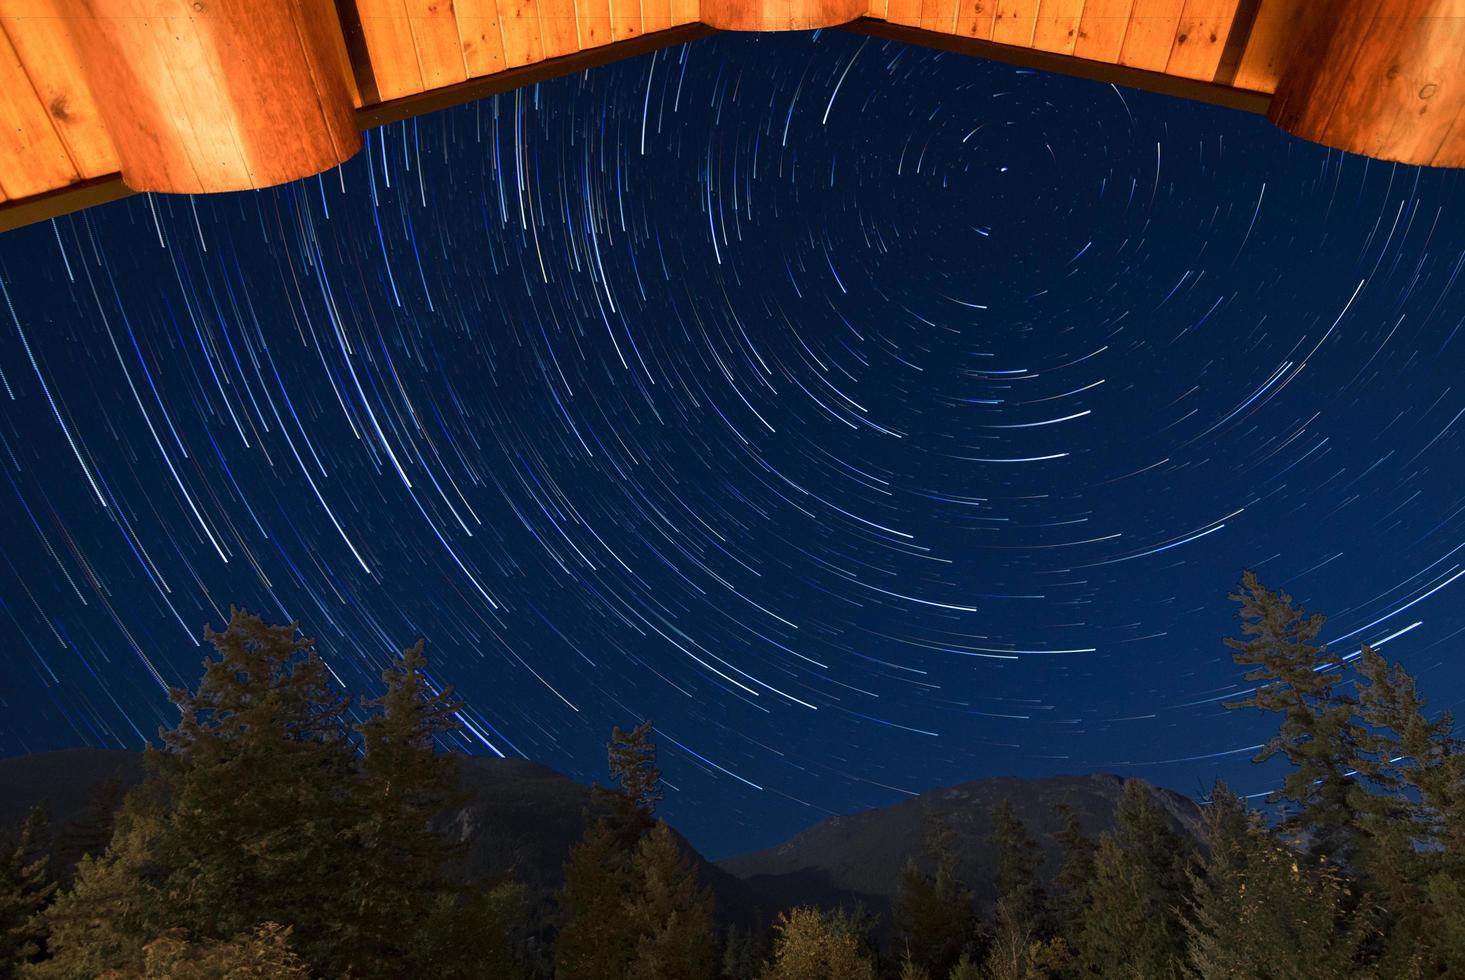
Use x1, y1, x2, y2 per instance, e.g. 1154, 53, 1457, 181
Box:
946, 951, 982, 980
349, 639, 468, 976
626, 820, 717, 980
1349, 644, 1465, 977
133, 921, 312, 979
1080, 781, 1192, 979
609, 720, 664, 815
0, 805, 55, 976
894, 811, 977, 979
24, 788, 171, 979
558, 719, 667, 979
55, 777, 124, 873
408, 881, 526, 980
721, 924, 764, 980
1183, 781, 1372, 980
993, 800, 1052, 940
1049, 802, 1095, 957
758, 907, 876, 980
1225, 572, 1367, 861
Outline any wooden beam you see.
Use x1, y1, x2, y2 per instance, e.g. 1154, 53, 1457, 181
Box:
0, 172, 130, 233
2, 23, 717, 234
839, 17, 1272, 114
356, 21, 713, 128
1269, 0, 1465, 168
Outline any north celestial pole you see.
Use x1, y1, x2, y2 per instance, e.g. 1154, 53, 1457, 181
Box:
1, 31, 1463, 859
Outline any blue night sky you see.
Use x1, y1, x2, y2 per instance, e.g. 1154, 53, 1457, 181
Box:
2, 30, 1463, 859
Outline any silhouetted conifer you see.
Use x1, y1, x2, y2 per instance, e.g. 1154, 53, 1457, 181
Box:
758, 906, 876, 980
0, 805, 55, 977
993, 799, 1053, 940
627, 820, 717, 979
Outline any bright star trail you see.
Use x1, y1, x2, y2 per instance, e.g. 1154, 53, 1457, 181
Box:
2, 31, 1464, 858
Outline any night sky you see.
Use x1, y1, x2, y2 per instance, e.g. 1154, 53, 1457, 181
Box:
2, 30, 1465, 860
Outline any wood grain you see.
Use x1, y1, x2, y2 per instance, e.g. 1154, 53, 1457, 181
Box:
1074, 0, 1132, 61
1270, 0, 1465, 167
919, 0, 960, 33
0, 22, 78, 198
538, 0, 581, 56
1031, 0, 1087, 55
497, 0, 546, 65
1163, 0, 1234, 80
1118, 0, 1184, 71
355, 0, 425, 99
453, 0, 507, 75
991, 0, 1039, 46
1231, 0, 1300, 92
405, 0, 469, 90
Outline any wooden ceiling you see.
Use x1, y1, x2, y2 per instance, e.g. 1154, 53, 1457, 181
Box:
0, 0, 1459, 233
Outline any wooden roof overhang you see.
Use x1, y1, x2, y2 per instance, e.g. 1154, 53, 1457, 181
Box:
1, 0, 1461, 234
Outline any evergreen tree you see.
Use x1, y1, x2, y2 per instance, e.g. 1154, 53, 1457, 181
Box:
408, 881, 526, 980
893, 811, 977, 979
626, 820, 717, 980
1050, 803, 1095, 957
132, 921, 311, 979
758, 907, 876, 980
1225, 572, 1366, 861
1349, 644, 1465, 977
985, 898, 1072, 980
55, 777, 124, 873
1184, 782, 1371, 980
993, 799, 1052, 939
946, 951, 982, 980
1080, 781, 1191, 979
609, 720, 664, 815
721, 924, 764, 980
348, 639, 468, 976
0, 806, 55, 976
24, 788, 171, 979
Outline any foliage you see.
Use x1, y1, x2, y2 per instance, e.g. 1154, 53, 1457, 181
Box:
758, 906, 876, 980
609, 720, 664, 816
993, 799, 1052, 939
1080, 781, 1192, 980
626, 821, 717, 980
0, 806, 55, 977
108, 921, 311, 980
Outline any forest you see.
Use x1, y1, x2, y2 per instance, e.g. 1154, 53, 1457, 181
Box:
1, 571, 1462, 979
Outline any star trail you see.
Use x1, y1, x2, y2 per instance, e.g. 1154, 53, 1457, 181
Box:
2, 30, 1464, 858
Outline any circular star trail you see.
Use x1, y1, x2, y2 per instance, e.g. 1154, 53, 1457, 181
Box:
3, 31, 1465, 858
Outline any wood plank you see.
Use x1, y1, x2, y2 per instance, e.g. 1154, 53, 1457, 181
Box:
497, 0, 547, 66
992, 0, 1039, 46
954, 0, 995, 37
797, 0, 863, 28
671, 0, 698, 24
886, 0, 924, 27
1164, 0, 1234, 80
1232, 0, 1301, 92
405, 0, 469, 90
1, 3, 119, 178
609, 0, 643, 40
453, 0, 507, 75
355, 0, 426, 100
0, 22, 77, 199
1118, 0, 1184, 71
1031, 0, 1087, 55
919, 0, 961, 33
576, 0, 615, 46
1074, 0, 1132, 60
539, 0, 582, 56
641, 0, 673, 34
869, 0, 889, 19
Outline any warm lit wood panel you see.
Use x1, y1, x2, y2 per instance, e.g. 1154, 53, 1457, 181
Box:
1232, 0, 1299, 93
1164, 0, 1234, 80
642, 0, 673, 32
672, 0, 697, 23
919, 0, 959, 33
1, 5, 118, 178
869, 0, 889, 19
539, 0, 581, 56
498, 0, 547, 66
406, 0, 469, 90
356, 0, 425, 100
795, 0, 863, 28
705, 0, 863, 29
954, 0, 995, 38
1118, 0, 1184, 71
1031, 0, 1086, 55
885, 0, 922, 26
62, 0, 358, 193
1074, 0, 1132, 61
992, 0, 1038, 46
454, 0, 507, 75
0, 22, 77, 199
1270, 0, 1465, 168
575, 0, 614, 45
609, 0, 642, 39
